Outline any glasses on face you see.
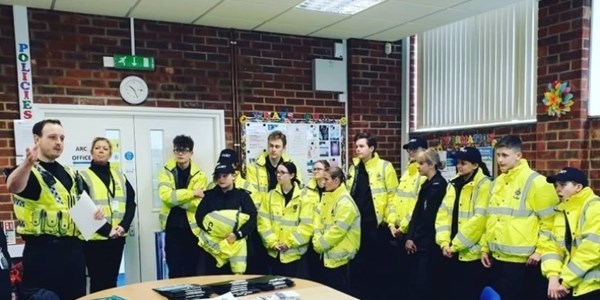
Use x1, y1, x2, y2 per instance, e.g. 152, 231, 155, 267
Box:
313, 167, 324, 172
276, 171, 289, 176
173, 148, 191, 154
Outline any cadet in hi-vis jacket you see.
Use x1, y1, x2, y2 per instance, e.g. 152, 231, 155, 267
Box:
158, 135, 208, 278
542, 167, 600, 300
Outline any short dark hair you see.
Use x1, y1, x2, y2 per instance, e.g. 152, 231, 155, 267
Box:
268, 130, 287, 147
495, 135, 522, 152
173, 135, 194, 151
315, 160, 330, 170
354, 132, 377, 150
32, 119, 62, 137
281, 161, 300, 185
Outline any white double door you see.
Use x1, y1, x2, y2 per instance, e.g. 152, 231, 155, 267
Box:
34, 104, 225, 283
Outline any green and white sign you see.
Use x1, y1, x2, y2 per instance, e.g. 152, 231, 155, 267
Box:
113, 54, 155, 70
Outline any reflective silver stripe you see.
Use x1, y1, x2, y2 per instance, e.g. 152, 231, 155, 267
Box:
455, 232, 476, 248
280, 219, 297, 226
488, 242, 535, 255
487, 207, 533, 217
262, 229, 275, 238
436, 225, 450, 232
581, 233, 600, 244
469, 177, 491, 218
79, 171, 96, 197
469, 244, 481, 252
257, 211, 271, 219
258, 186, 269, 192
112, 212, 124, 219
285, 245, 308, 255
319, 236, 330, 250
458, 211, 471, 219
566, 261, 586, 278
199, 232, 221, 251
579, 197, 600, 234
190, 223, 199, 230
536, 206, 556, 218
230, 256, 247, 263
539, 229, 553, 239
541, 253, 563, 263
159, 214, 167, 223
335, 220, 350, 231
157, 182, 173, 189
242, 181, 252, 190
519, 172, 540, 211
292, 231, 307, 245
439, 203, 452, 215
583, 270, 600, 281
325, 250, 357, 260
397, 191, 416, 198
474, 208, 486, 215
208, 212, 236, 228
170, 191, 179, 205
371, 188, 386, 195
299, 217, 312, 224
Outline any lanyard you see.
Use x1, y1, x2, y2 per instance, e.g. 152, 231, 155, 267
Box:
102, 172, 116, 199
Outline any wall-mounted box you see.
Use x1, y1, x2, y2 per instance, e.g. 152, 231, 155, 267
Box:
312, 58, 346, 93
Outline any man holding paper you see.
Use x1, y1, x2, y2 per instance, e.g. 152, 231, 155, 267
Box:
5, 119, 87, 300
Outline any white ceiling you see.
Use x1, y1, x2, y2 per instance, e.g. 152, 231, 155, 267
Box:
1, 0, 526, 41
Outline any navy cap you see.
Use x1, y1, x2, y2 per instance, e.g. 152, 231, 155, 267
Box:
217, 149, 239, 165
213, 163, 234, 175
403, 137, 428, 150
547, 167, 588, 187
454, 147, 482, 164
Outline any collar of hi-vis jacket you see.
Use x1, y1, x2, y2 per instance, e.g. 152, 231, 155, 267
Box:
273, 182, 302, 200
502, 159, 530, 182
255, 152, 293, 167
164, 158, 202, 176
352, 152, 382, 168
449, 167, 487, 188
557, 187, 596, 213
407, 161, 419, 176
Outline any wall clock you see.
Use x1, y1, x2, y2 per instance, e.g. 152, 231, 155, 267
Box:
119, 75, 148, 105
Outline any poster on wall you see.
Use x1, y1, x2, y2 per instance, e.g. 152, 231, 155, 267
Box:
243, 121, 345, 182
441, 146, 496, 182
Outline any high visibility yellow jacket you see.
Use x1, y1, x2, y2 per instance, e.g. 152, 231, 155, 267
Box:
481, 159, 558, 263
540, 187, 600, 297
313, 185, 361, 269
396, 161, 427, 232
79, 167, 128, 240
257, 183, 315, 263
197, 209, 250, 274
157, 158, 208, 234
435, 168, 491, 261
304, 178, 323, 205
206, 171, 259, 207
13, 164, 80, 237
346, 153, 398, 226
246, 152, 302, 206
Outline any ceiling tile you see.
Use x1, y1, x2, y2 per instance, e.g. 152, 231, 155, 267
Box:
357, 1, 441, 21
256, 8, 347, 36
204, 0, 291, 20
409, 8, 473, 29
453, 0, 526, 13
388, 0, 467, 6
366, 23, 423, 41
0, 0, 52, 9
194, 15, 264, 29
131, 0, 222, 23
54, 0, 137, 17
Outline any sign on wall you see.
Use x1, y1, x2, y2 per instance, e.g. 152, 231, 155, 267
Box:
13, 6, 33, 120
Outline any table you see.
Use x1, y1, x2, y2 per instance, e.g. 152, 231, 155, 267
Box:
78, 275, 357, 299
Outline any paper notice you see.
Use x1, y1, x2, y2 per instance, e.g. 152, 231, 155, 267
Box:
69, 191, 107, 240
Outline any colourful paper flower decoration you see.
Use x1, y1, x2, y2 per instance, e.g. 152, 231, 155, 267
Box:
542, 80, 574, 117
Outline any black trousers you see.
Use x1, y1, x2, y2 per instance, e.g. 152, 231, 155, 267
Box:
165, 228, 202, 278
84, 238, 126, 293
406, 247, 445, 300
349, 225, 393, 300
21, 236, 86, 300
269, 255, 309, 279
246, 230, 270, 275
443, 256, 489, 300
319, 263, 350, 295
490, 260, 547, 300
204, 250, 234, 275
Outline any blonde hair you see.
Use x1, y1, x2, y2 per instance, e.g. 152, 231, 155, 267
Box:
416, 148, 444, 170
91, 137, 113, 154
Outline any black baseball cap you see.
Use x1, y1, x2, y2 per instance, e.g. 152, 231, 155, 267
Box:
217, 149, 239, 165
403, 137, 428, 150
213, 163, 234, 175
547, 167, 588, 187
454, 147, 482, 164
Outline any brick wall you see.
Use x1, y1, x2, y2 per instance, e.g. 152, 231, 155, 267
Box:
0, 6, 403, 219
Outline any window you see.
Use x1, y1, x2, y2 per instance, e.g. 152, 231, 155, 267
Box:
415, 0, 537, 131
590, 0, 600, 116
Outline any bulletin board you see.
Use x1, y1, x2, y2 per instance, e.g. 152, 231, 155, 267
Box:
434, 133, 498, 181
242, 118, 346, 182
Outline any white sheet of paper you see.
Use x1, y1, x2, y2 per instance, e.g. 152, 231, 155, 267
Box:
69, 191, 107, 240
200, 292, 236, 300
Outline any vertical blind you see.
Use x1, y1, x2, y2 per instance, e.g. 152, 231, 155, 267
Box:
415, 0, 537, 131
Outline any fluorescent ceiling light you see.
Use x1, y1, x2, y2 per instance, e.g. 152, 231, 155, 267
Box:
296, 0, 385, 15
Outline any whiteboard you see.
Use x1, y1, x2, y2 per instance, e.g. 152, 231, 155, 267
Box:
242, 121, 345, 182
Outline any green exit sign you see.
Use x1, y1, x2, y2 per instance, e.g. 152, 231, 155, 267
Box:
113, 54, 155, 70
